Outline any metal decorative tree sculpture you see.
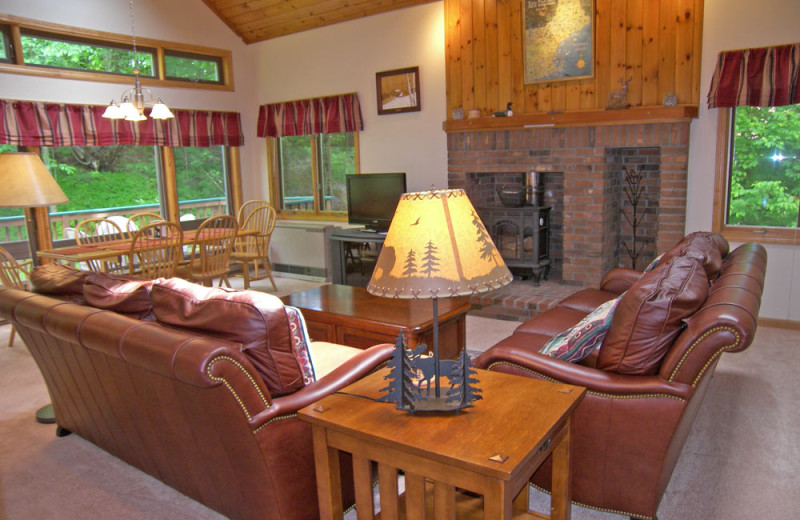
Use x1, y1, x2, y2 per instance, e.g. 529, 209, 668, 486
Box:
621, 165, 646, 269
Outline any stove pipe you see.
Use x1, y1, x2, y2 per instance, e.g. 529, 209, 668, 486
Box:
525, 171, 544, 206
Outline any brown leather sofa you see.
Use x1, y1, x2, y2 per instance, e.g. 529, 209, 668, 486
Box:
474, 232, 767, 520
0, 275, 393, 520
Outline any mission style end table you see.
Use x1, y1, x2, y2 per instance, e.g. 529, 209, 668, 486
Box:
298, 369, 585, 520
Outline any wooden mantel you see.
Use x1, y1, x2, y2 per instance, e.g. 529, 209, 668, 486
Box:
443, 105, 698, 133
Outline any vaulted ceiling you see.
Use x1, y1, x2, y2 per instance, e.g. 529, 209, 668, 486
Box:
201, 0, 438, 44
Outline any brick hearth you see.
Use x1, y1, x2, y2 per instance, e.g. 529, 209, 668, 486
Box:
448, 121, 691, 320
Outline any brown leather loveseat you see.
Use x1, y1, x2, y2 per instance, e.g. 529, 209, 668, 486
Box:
474, 232, 767, 520
0, 274, 393, 520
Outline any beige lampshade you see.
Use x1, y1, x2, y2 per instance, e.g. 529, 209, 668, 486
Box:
0, 152, 69, 208
367, 188, 512, 299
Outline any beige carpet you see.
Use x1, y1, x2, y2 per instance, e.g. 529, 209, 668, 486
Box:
1, 281, 797, 519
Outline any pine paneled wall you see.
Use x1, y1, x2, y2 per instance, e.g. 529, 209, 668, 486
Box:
444, 0, 704, 118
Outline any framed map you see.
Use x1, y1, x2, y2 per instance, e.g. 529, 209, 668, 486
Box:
524, 0, 594, 84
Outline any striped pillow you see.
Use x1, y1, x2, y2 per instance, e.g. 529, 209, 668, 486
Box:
539, 295, 621, 363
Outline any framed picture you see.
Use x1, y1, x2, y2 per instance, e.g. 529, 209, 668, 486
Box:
376, 66, 421, 115
523, 0, 595, 84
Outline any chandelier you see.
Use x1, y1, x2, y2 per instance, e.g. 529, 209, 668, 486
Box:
102, 0, 174, 122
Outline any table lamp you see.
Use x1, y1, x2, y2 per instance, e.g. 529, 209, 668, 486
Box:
367, 188, 512, 412
0, 152, 69, 266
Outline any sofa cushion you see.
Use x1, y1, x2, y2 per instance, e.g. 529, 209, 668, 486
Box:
83, 272, 156, 319
597, 256, 709, 375
540, 296, 621, 363
151, 278, 303, 396
29, 263, 88, 302
557, 288, 618, 314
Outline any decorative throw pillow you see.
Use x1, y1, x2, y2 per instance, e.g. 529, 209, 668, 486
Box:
539, 295, 621, 363
284, 305, 316, 384
643, 253, 664, 273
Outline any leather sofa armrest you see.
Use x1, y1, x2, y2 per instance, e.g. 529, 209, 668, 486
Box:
259, 343, 394, 419
599, 268, 642, 294
477, 343, 693, 399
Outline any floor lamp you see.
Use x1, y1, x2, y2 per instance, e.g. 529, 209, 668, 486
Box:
0, 152, 69, 266
0, 152, 69, 424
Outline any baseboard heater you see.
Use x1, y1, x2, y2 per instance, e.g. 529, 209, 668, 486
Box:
273, 263, 327, 280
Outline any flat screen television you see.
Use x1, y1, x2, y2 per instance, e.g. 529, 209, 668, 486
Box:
346, 172, 407, 232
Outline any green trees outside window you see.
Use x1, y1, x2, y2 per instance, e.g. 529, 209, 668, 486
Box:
174, 146, 229, 219
21, 32, 155, 76
276, 133, 356, 214
165, 52, 221, 84
729, 105, 800, 227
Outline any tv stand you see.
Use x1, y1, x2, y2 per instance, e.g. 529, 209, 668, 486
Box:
329, 228, 386, 287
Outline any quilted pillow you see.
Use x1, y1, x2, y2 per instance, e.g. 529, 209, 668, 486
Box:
285, 305, 316, 384
597, 256, 709, 375
642, 253, 663, 273
539, 295, 621, 363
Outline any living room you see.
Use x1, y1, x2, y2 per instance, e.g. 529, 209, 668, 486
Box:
0, 0, 798, 519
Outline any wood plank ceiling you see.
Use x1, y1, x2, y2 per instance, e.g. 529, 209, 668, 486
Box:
202, 0, 438, 44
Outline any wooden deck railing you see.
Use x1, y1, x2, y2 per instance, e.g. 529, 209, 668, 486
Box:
0, 198, 227, 245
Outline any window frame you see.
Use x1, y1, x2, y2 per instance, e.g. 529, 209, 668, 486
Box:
267, 132, 360, 221
712, 107, 800, 245
0, 14, 233, 92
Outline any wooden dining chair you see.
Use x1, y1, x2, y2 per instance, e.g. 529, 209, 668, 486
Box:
129, 221, 184, 279
177, 215, 239, 287
75, 218, 127, 273
127, 212, 163, 236
0, 246, 31, 347
236, 200, 269, 227
230, 203, 278, 290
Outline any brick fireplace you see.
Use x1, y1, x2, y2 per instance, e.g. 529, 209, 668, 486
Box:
447, 122, 690, 288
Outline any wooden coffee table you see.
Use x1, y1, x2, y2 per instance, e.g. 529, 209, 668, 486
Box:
282, 284, 470, 359
299, 369, 585, 520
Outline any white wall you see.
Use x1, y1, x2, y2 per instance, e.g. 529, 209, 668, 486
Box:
686, 0, 800, 320
250, 2, 447, 193
0, 0, 263, 198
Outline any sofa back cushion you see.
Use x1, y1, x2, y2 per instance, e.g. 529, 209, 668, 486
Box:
29, 263, 88, 302
660, 233, 726, 278
82, 272, 157, 319
151, 278, 303, 396
597, 256, 709, 375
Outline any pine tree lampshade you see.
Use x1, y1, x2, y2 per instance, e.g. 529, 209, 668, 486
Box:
367, 188, 512, 411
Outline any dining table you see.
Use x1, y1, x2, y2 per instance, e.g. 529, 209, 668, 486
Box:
37, 227, 255, 266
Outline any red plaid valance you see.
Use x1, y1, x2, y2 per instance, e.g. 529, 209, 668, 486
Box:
708, 43, 800, 108
0, 100, 244, 147
256, 93, 363, 138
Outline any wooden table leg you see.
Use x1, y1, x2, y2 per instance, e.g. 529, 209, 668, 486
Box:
312, 425, 343, 520
549, 418, 572, 520
353, 455, 374, 520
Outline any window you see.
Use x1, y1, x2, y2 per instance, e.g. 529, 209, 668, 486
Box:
174, 146, 230, 220
271, 132, 358, 217
713, 105, 800, 244
40, 145, 162, 241
34, 145, 232, 245
20, 30, 155, 77
0, 25, 11, 63
164, 50, 222, 84
0, 14, 233, 90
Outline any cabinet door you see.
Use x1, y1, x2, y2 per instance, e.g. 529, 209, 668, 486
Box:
305, 321, 335, 342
